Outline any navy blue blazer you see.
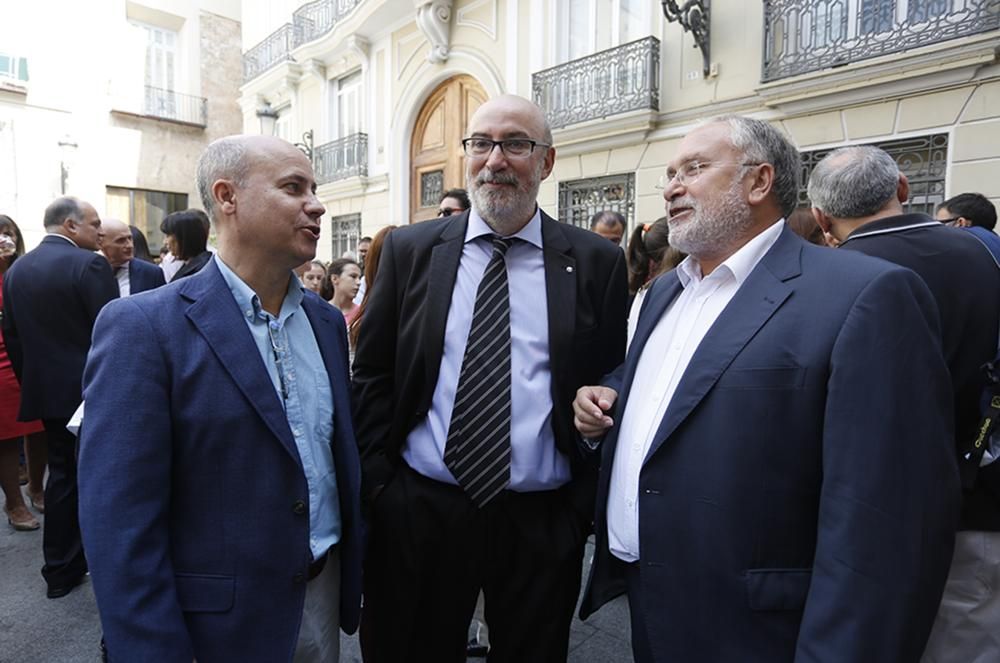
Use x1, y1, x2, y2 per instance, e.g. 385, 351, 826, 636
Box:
79, 259, 363, 662
1, 235, 118, 420
581, 226, 960, 662
127, 257, 166, 294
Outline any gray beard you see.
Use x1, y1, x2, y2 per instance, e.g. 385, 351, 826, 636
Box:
668, 179, 753, 260
468, 166, 542, 236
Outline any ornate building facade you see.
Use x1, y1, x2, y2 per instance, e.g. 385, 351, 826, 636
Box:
238, 0, 1000, 260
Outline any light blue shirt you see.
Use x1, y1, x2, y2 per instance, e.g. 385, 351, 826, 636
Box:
402, 208, 571, 491
215, 256, 341, 559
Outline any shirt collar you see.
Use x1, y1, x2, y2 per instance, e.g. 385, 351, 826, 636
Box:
46, 232, 79, 248
214, 254, 304, 325
676, 218, 785, 287
466, 206, 543, 249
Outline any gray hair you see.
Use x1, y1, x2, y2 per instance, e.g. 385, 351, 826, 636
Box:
196, 137, 251, 217
43, 196, 83, 229
706, 116, 801, 218
807, 146, 899, 219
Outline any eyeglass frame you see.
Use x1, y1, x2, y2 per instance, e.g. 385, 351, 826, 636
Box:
461, 137, 551, 159
655, 160, 762, 190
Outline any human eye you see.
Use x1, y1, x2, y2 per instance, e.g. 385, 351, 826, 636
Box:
681, 162, 703, 179
468, 139, 493, 154
504, 140, 532, 155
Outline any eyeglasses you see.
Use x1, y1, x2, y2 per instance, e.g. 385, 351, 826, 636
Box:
438, 207, 457, 217
938, 217, 961, 226
462, 138, 550, 159
655, 161, 760, 189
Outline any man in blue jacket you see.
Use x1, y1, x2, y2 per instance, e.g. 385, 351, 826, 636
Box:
79, 135, 363, 662
100, 218, 165, 295
576, 117, 958, 662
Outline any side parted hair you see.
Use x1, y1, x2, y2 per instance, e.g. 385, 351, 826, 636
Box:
320, 257, 360, 301
709, 116, 801, 218
196, 137, 251, 216
939, 192, 997, 231
43, 197, 83, 229
807, 146, 899, 219
161, 209, 210, 261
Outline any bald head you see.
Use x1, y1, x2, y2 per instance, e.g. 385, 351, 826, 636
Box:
100, 218, 133, 268
470, 94, 553, 146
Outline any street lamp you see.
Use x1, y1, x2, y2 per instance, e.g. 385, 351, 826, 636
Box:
57, 135, 78, 195
294, 130, 314, 162
661, 0, 711, 77
255, 102, 279, 136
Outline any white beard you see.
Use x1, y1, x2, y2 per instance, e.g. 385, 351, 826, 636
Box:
667, 178, 753, 259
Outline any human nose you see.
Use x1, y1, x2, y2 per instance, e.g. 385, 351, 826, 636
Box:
484, 142, 508, 169
306, 191, 325, 218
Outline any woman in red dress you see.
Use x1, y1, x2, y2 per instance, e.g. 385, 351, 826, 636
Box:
0, 214, 47, 531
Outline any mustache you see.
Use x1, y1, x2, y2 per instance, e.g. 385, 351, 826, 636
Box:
475, 168, 519, 186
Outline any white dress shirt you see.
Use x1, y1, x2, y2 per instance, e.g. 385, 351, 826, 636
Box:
607, 219, 785, 562
115, 263, 131, 297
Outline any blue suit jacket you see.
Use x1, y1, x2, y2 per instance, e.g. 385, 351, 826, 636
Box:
127, 257, 166, 294
581, 226, 960, 662
79, 259, 363, 662
1, 235, 118, 420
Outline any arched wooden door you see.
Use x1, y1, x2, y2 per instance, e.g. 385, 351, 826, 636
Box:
410, 75, 487, 223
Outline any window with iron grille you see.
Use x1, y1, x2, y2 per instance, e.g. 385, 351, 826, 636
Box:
558, 173, 635, 230
330, 213, 362, 259
799, 134, 948, 214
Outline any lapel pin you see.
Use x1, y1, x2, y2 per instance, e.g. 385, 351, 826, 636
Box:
566, 266, 574, 273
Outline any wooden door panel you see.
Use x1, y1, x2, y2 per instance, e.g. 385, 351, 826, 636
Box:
410, 75, 487, 223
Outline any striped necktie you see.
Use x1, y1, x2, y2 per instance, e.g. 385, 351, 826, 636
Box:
444, 235, 513, 507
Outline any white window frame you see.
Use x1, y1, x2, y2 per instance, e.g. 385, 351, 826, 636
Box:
130, 20, 178, 92
336, 70, 363, 138
555, 0, 653, 64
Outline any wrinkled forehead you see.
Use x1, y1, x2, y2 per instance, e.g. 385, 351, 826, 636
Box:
670, 122, 740, 167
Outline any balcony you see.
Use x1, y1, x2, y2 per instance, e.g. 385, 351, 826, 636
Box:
142, 86, 207, 127
532, 37, 660, 131
243, 0, 366, 83
293, 0, 363, 47
762, 0, 1000, 82
315, 133, 368, 184
243, 23, 295, 83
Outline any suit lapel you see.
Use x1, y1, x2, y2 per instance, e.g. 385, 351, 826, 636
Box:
421, 215, 468, 399
180, 260, 300, 464
643, 227, 803, 462
540, 213, 576, 411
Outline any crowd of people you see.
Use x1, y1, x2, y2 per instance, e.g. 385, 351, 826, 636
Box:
1, 92, 998, 663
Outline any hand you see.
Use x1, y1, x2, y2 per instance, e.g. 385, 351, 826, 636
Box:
573, 386, 618, 438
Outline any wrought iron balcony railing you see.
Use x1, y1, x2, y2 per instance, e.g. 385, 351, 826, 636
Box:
762, 0, 1000, 82
532, 37, 660, 131
243, 23, 295, 83
292, 0, 363, 47
315, 133, 368, 184
143, 86, 207, 127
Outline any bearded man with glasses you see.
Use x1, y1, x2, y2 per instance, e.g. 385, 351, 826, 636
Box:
575, 116, 959, 662
353, 94, 627, 662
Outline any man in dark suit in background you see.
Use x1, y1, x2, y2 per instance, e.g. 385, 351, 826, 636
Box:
78, 135, 363, 662
1, 196, 118, 598
352, 94, 627, 662
809, 146, 1000, 663
100, 218, 165, 296
575, 117, 959, 662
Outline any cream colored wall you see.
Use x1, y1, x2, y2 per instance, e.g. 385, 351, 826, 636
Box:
0, 2, 242, 250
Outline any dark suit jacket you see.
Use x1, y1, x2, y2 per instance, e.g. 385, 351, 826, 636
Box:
352, 210, 627, 523
78, 259, 363, 662
170, 250, 212, 282
1, 235, 118, 420
127, 257, 166, 294
840, 213, 1000, 531
581, 226, 959, 662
